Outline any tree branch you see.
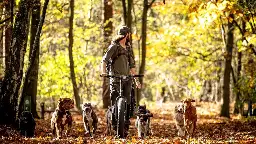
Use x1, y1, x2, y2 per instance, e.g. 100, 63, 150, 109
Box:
233, 19, 249, 43
0, 17, 11, 25
148, 0, 156, 8
231, 65, 237, 85
249, 44, 256, 56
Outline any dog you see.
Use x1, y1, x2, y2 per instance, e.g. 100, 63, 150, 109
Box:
82, 103, 98, 137
174, 104, 185, 137
51, 98, 74, 139
183, 98, 197, 137
135, 105, 153, 138
19, 111, 36, 137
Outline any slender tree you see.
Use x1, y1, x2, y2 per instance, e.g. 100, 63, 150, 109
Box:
137, 0, 155, 105
18, 0, 49, 119
68, 0, 81, 111
234, 20, 245, 114
122, 0, 133, 44
2, 0, 14, 69
122, 0, 127, 24
102, 0, 113, 108
0, 0, 2, 66
220, 14, 234, 118
127, 0, 133, 30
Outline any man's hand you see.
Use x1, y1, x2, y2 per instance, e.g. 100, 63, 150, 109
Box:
100, 61, 107, 77
100, 73, 107, 77
135, 80, 141, 89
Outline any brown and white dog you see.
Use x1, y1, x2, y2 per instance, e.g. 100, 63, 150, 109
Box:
82, 103, 98, 137
174, 104, 185, 137
51, 98, 74, 139
183, 98, 197, 137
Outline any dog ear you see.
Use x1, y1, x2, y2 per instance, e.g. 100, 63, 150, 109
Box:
191, 99, 195, 102
143, 102, 146, 109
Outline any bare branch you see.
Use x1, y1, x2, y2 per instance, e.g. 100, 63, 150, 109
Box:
148, 0, 156, 8
249, 44, 256, 55
0, 17, 11, 25
233, 19, 249, 43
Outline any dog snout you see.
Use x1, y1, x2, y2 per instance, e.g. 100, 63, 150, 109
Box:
85, 107, 91, 113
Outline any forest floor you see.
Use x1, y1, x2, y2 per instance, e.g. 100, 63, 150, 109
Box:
0, 102, 256, 144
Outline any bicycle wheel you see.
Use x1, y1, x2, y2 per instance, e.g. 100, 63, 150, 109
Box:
117, 97, 126, 138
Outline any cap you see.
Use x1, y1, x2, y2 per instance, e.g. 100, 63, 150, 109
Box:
117, 26, 130, 36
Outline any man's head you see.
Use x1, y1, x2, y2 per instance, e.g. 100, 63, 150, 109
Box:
114, 25, 131, 43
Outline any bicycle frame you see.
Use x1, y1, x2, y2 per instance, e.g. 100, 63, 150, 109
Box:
101, 74, 143, 138
102, 74, 143, 105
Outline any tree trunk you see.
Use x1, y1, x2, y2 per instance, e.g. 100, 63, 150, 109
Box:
2, 0, 14, 69
137, 0, 155, 105
127, 0, 133, 47
68, 0, 81, 111
122, 0, 127, 24
137, 0, 148, 106
29, 1, 41, 118
220, 15, 234, 118
0, 0, 32, 125
215, 61, 222, 102
102, 0, 113, 109
234, 21, 244, 114
18, 0, 49, 119
122, 0, 133, 29
0, 0, 3, 67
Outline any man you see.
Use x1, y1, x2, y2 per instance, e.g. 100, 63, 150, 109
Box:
101, 25, 141, 136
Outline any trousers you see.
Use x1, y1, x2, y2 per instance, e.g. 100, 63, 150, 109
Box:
110, 78, 132, 106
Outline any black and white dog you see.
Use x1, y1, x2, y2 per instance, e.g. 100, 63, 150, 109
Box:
174, 104, 185, 137
19, 111, 36, 137
135, 105, 153, 138
82, 103, 98, 137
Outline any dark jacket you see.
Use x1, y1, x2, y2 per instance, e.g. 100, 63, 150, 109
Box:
102, 41, 135, 75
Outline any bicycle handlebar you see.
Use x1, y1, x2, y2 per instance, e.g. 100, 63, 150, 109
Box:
135, 113, 153, 117
100, 74, 144, 78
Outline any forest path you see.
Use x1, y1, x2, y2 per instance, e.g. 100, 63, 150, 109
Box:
1, 102, 256, 143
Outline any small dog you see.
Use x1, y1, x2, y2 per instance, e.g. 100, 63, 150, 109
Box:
19, 111, 36, 137
174, 104, 185, 137
51, 98, 74, 139
135, 105, 153, 138
183, 98, 197, 137
82, 103, 98, 137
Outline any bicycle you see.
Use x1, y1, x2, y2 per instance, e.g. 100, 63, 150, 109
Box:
101, 74, 143, 138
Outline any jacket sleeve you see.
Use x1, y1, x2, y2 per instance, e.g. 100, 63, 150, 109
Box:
127, 45, 136, 69
102, 44, 117, 64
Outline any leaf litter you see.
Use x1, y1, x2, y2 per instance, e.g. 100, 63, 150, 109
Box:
0, 102, 256, 143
